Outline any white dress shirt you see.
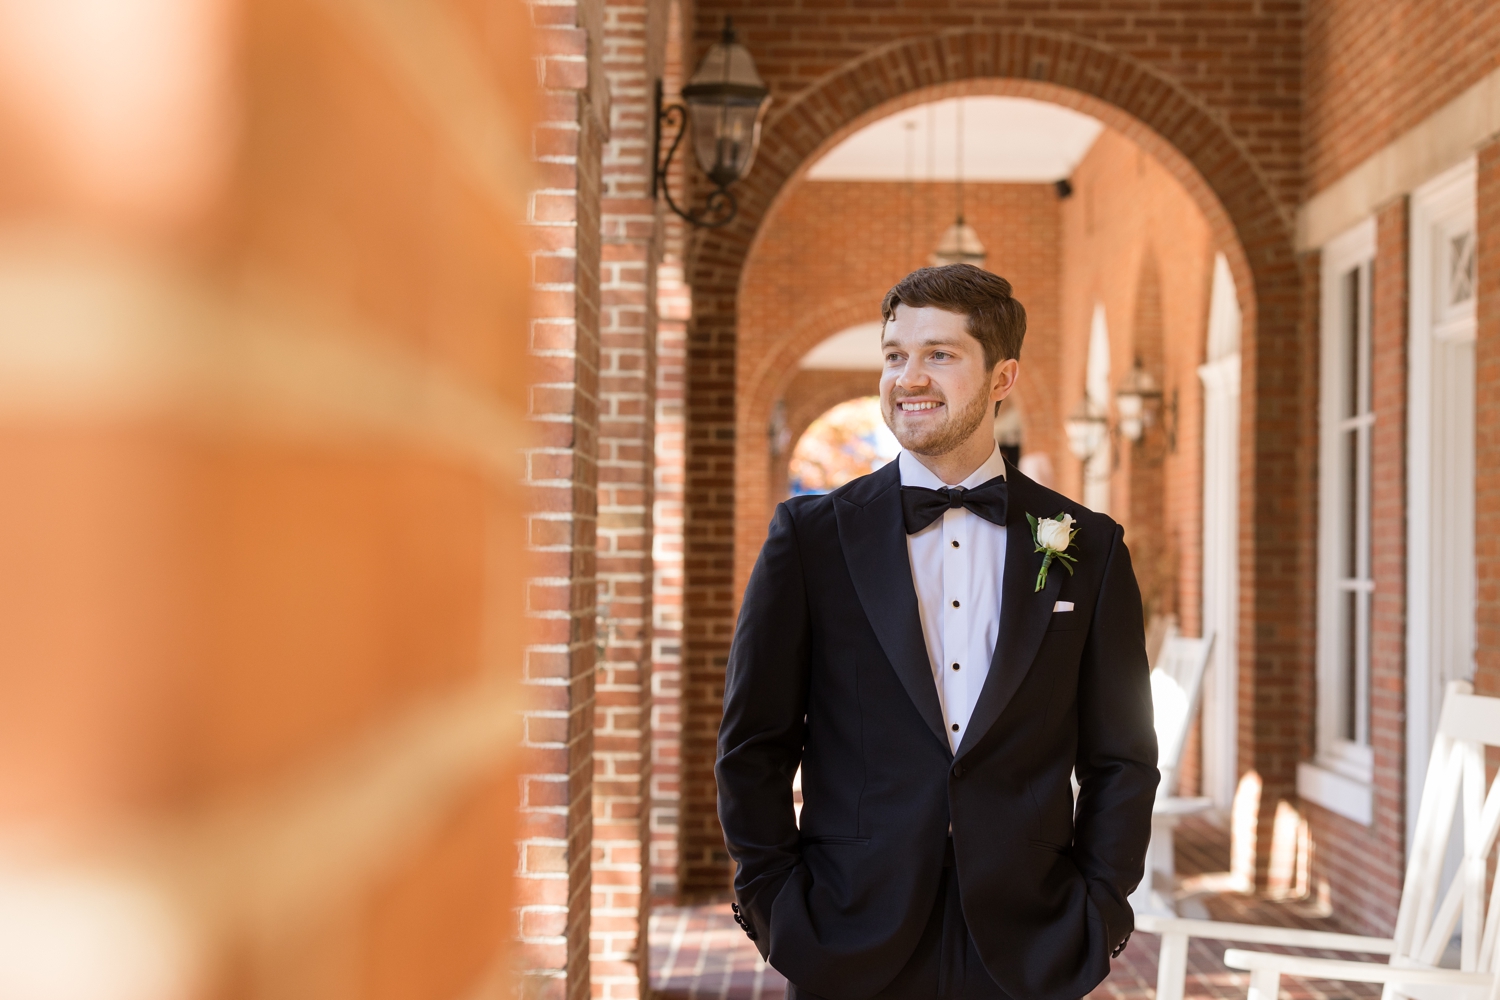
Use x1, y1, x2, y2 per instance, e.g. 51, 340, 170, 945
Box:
899, 446, 1009, 753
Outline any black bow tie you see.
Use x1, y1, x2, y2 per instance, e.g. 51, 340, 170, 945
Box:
900, 476, 1008, 533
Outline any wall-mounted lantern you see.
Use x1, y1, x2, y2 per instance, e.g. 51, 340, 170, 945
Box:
1114, 356, 1177, 451
653, 18, 771, 228
1114, 356, 1162, 442
1064, 397, 1109, 463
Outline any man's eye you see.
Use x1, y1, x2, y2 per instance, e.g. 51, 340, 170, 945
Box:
932, 351, 951, 361
885, 353, 902, 363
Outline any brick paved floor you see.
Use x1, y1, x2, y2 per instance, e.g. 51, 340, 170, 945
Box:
649, 816, 1386, 1000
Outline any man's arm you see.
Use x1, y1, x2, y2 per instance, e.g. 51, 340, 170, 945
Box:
716, 502, 811, 952
1073, 523, 1159, 956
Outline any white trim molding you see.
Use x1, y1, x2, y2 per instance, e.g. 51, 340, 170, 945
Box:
1297, 761, 1374, 826
1198, 252, 1241, 811
1298, 66, 1500, 250
1406, 158, 1478, 850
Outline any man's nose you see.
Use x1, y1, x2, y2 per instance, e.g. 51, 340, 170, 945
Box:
894, 359, 928, 389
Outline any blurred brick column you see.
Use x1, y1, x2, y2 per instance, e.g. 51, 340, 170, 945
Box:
592, 0, 667, 994
521, 0, 607, 997
0, 1, 535, 998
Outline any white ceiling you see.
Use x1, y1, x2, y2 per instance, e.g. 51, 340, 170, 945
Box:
806, 96, 1103, 183
799, 322, 885, 371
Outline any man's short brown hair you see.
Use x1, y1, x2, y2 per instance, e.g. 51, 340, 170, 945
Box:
880, 263, 1027, 368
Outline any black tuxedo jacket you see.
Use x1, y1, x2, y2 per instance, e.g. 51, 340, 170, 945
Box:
716, 460, 1157, 1000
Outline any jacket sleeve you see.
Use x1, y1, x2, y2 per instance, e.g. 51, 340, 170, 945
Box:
715, 502, 811, 953
1073, 522, 1159, 956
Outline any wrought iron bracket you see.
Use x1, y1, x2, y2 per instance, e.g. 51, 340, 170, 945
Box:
652, 79, 738, 229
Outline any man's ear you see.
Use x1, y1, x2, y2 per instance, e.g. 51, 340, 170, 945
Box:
990, 358, 1020, 401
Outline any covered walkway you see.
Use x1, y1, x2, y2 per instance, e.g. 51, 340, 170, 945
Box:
650, 817, 1381, 1000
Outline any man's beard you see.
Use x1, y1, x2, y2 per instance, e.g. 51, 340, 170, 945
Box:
883, 384, 992, 457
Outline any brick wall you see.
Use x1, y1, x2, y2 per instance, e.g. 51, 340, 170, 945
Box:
1305, 0, 1500, 196
1300, 199, 1409, 935
521, 0, 607, 995
0, 0, 537, 996
648, 0, 691, 906
1058, 129, 1215, 645
675, 6, 1300, 889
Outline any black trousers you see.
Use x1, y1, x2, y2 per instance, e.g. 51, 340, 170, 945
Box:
786, 842, 1011, 1000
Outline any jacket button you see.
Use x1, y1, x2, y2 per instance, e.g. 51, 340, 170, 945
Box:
952, 763, 964, 778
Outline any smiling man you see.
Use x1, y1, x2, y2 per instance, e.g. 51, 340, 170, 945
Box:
716, 264, 1158, 1000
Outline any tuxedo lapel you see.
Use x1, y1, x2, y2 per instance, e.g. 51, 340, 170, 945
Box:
834, 466, 950, 753
954, 472, 1066, 759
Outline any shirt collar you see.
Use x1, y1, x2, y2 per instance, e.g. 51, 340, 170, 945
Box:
897, 445, 1007, 490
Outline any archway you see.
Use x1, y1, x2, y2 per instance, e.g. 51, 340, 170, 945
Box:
677, 30, 1305, 899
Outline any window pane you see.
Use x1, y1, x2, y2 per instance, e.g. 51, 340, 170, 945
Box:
1355, 590, 1371, 745
1344, 268, 1361, 419
1344, 429, 1359, 578
1342, 590, 1358, 742
1450, 231, 1476, 306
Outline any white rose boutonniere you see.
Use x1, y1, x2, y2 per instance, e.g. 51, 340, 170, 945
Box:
1026, 512, 1079, 592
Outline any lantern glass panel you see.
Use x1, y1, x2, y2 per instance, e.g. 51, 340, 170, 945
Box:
687, 97, 767, 187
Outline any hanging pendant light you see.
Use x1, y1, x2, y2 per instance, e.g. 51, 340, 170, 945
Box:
931, 99, 987, 268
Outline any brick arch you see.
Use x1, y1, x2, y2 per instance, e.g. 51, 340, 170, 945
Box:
736, 297, 889, 574
679, 28, 1306, 898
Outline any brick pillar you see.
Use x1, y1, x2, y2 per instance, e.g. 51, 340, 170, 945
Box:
649, 0, 691, 906
1366, 198, 1411, 922
1476, 141, 1500, 698
592, 0, 667, 993
0, 2, 536, 998
652, 243, 690, 903
521, 0, 607, 997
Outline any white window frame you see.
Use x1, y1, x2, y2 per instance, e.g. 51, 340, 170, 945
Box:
1198, 252, 1241, 811
1301, 218, 1377, 824
1406, 158, 1478, 849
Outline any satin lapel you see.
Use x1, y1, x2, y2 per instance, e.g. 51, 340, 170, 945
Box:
954, 480, 1066, 759
834, 476, 950, 753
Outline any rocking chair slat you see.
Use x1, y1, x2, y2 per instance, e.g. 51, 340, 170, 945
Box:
1477, 857, 1500, 970
1397, 734, 1459, 953
1464, 744, 1488, 972
1412, 743, 1466, 955
1418, 875, 1465, 968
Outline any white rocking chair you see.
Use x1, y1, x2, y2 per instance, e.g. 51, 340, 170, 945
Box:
1138, 681, 1500, 1000
1130, 628, 1216, 917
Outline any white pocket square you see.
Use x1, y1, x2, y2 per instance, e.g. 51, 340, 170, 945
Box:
1053, 601, 1074, 612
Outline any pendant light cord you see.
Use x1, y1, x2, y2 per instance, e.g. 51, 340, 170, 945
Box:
955, 99, 965, 225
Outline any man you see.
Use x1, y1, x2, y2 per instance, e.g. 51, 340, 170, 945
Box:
716, 264, 1158, 1000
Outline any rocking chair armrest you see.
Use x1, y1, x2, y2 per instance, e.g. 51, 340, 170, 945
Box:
1224, 950, 1493, 987
1152, 796, 1215, 817
1135, 915, 1397, 954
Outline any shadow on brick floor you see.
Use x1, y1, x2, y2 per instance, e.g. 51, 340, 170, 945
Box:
649, 816, 1384, 1000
